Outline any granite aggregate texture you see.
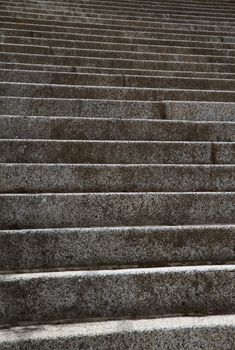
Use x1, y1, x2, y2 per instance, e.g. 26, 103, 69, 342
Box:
1, 0, 235, 347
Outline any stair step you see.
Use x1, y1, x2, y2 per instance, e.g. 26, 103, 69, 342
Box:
0, 192, 235, 229
2, 23, 235, 45
3, 35, 235, 54
2, 29, 235, 49
5, 0, 235, 11
1, 0, 235, 344
2, 70, 235, 91
1, 116, 234, 141
0, 225, 234, 271
4, 1, 235, 18
2, 14, 233, 35
1, 52, 235, 73
1, 98, 235, 121
3, 44, 235, 65
1, 139, 235, 164
3, 37, 235, 57
0, 315, 234, 349
2, 82, 235, 102
2, 19, 235, 44
4, 0, 235, 13
0, 265, 234, 325
2, 10, 235, 34
1, 164, 235, 193
2, 63, 235, 80
1, 4, 235, 28
1, 6, 235, 26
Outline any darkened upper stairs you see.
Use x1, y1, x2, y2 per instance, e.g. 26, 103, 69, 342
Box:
0, 0, 235, 348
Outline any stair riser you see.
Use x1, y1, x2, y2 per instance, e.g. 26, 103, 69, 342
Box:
3, 37, 235, 56
1, 226, 235, 270
2, 53, 234, 73
0, 193, 235, 229
2, 11, 235, 33
2, 29, 235, 49
0, 140, 218, 164
1, 116, 235, 141
2, 23, 234, 44
1, 98, 235, 122
2, 1, 235, 18
2, 44, 235, 64
1, 5, 235, 25
0, 267, 234, 324
3, 0, 235, 14
1, 164, 235, 193
4, 0, 235, 11
2, 63, 235, 80
2, 140, 235, 164
0, 17, 235, 43
2, 70, 235, 91
0, 0, 235, 341
2, 83, 235, 102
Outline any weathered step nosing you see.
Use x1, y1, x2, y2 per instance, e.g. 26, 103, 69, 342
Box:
0, 315, 234, 349
0, 265, 234, 325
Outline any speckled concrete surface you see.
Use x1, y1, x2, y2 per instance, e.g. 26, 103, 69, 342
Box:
1, 14, 235, 40
1, 83, 235, 101
0, 192, 235, 230
3, 44, 235, 65
1, 164, 235, 193
0, 225, 234, 271
1, 97, 235, 121
1, 0, 235, 344
0, 315, 234, 349
2, 35, 235, 57
1, 140, 235, 164
1, 116, 235, 141
2, 62, 235, 80
1, 50, 235, 73
2, 69, 235, 91
1, 27, 235, 50
1, 22, 234, 44
0, 140, 216, 164
0, 265, 234, 324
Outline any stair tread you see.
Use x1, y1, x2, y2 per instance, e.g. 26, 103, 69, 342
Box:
1, 0, 235, 338
0, 314, 234, 349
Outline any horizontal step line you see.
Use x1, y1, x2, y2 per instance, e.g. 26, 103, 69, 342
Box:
1, 260, 235, 275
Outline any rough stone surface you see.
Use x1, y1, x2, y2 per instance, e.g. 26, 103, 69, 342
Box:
1, 164, 235, 193
1, 116, 235, 141
0, 192, 235, 229
1, 0, 235, 345
1, 82, 235, 102
0, 266, 234, 325
3, 69, 235, 91
0, 225, 234, 271
0, 316, 234, 349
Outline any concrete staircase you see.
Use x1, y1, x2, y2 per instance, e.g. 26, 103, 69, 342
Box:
0, 0, 235, 348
